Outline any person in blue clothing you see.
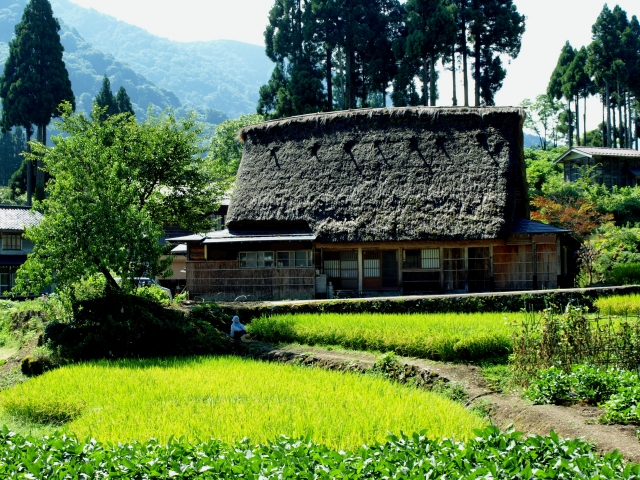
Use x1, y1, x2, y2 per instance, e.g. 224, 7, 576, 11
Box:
230, 315, 247, 341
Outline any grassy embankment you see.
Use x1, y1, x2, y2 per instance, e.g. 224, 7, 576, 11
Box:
248, 312, 518, 362
0, 356, 485, 449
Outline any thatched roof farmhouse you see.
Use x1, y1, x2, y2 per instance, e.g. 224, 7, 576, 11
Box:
171, 107, 573, 301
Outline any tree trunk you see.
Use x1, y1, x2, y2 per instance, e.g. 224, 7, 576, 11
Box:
612, 104, 617, 148
36, 124, 45, 201
462, 22, 469, 106
575, 96, 580, 147
474, 36, 480, 106
451, 47, 457, 106
617, 82, 623, 149
606, 81, 611, 148
422, 57, 429, 106
429, 54, 436, 106
567, 105, 573, 149
583, 95, 587, 147
25, 127, 32, 207
602, 99, 606, 147
346, 46, 353, 109
326, 46, 333, 111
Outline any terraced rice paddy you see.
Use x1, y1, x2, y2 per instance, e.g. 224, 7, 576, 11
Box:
0, 356, 485, 450
249, 312, 518, 361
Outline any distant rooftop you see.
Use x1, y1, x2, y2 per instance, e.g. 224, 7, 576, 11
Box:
555, 147, 640, 163
0, 205, 42, 231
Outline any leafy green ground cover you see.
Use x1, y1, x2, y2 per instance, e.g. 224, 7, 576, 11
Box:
0, 426, 636, 479
248, 312, 516, 362
594, 294, 640, 317
0, 356, 484, 449
526, 365, 640, 424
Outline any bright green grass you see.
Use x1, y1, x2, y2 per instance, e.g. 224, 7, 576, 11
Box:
594, 294, 640, 317
249, 312, 519, 362
0, 356, 485, 450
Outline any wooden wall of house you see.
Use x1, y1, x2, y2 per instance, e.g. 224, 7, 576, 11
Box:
494, 236, 558, 291
186, 261, 315, 301
564, 157, 640, 188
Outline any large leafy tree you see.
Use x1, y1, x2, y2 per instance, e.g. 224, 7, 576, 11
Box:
0, 0, 74, 205
208, 113, 264, 182
14, 103, 224, 296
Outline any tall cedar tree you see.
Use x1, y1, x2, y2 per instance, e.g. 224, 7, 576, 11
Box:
116, 87, 135, 116
562, 46, 595, 146
404, 0, 456, 106
586, 5, 640, 148
94, 75, 119, 120
0, 0, 74, 204
548, 41, 576, 148
468, 0, 525, 106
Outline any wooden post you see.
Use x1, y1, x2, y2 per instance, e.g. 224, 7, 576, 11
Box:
397, 247, 403, 294
532, 242, 538, 290
357, 247, 363, 295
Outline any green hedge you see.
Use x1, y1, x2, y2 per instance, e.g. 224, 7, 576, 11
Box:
220, 286, 640, 321
0, 426, 636, 479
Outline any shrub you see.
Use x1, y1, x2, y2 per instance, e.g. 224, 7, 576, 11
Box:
135, 284, 172, 306
602, 385, 640, 424
525, 366, 573, 404
44, 293, 232, 360
2, 397, 84, 425
608, 263, 640, 286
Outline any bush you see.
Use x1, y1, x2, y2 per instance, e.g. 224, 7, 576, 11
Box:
608, 263, 640, 286
602, 385, 640, 424
135, 284, 172, 306
525, 366, 573, 404
44, 293, 232, 360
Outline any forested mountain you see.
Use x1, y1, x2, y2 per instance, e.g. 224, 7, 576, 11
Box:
0, 0, 181, 119
48, 0, 274, 118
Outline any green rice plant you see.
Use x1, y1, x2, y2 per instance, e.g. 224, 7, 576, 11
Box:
248, 312, 517, 362
594, 294, 640, 317
3, 397, 84, 425
0, 356, 485, 449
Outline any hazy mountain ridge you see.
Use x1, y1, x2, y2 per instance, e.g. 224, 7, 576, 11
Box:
49, 0, 274, 117
0, 0, 181, 119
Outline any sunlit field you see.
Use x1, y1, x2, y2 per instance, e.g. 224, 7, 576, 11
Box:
249, 312, 518, 361
0, 356, 485, 450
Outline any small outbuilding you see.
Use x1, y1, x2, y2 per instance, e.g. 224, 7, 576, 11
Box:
173, 107, 574, 301
555, 147, 640, 188
0, 205, 42, 295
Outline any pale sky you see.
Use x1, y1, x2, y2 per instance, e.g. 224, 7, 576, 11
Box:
68, 0, 639, 131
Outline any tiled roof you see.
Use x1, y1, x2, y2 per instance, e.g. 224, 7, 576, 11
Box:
0, 206, 42, 231
511, 218, 569, 234
556, 147, 640, 162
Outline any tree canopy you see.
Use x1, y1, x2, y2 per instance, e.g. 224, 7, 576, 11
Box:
94, 75, 135, 120
14, 103, 224, 296
258, 0, 524, 117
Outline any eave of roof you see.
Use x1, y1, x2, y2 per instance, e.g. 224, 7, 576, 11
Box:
511, 218, 569, 234
202, 229, 316, 244
555, 147, 640, 164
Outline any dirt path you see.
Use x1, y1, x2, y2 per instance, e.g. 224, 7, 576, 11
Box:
251, 343, 640, 462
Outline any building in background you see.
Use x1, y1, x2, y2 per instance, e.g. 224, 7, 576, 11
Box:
555, 147, 640, 188
0, 206, 42, 295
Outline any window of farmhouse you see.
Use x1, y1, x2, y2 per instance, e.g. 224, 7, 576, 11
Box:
276, 251, 313, 267
2, 234, 21, 251
402, 249, 439, 269
239, 251, 313, 268
239, 251, 274, 268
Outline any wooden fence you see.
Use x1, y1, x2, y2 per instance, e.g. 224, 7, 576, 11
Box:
186, 261, 315, 302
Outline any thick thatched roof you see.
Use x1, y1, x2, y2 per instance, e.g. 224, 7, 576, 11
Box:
229, 107, 528, 243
